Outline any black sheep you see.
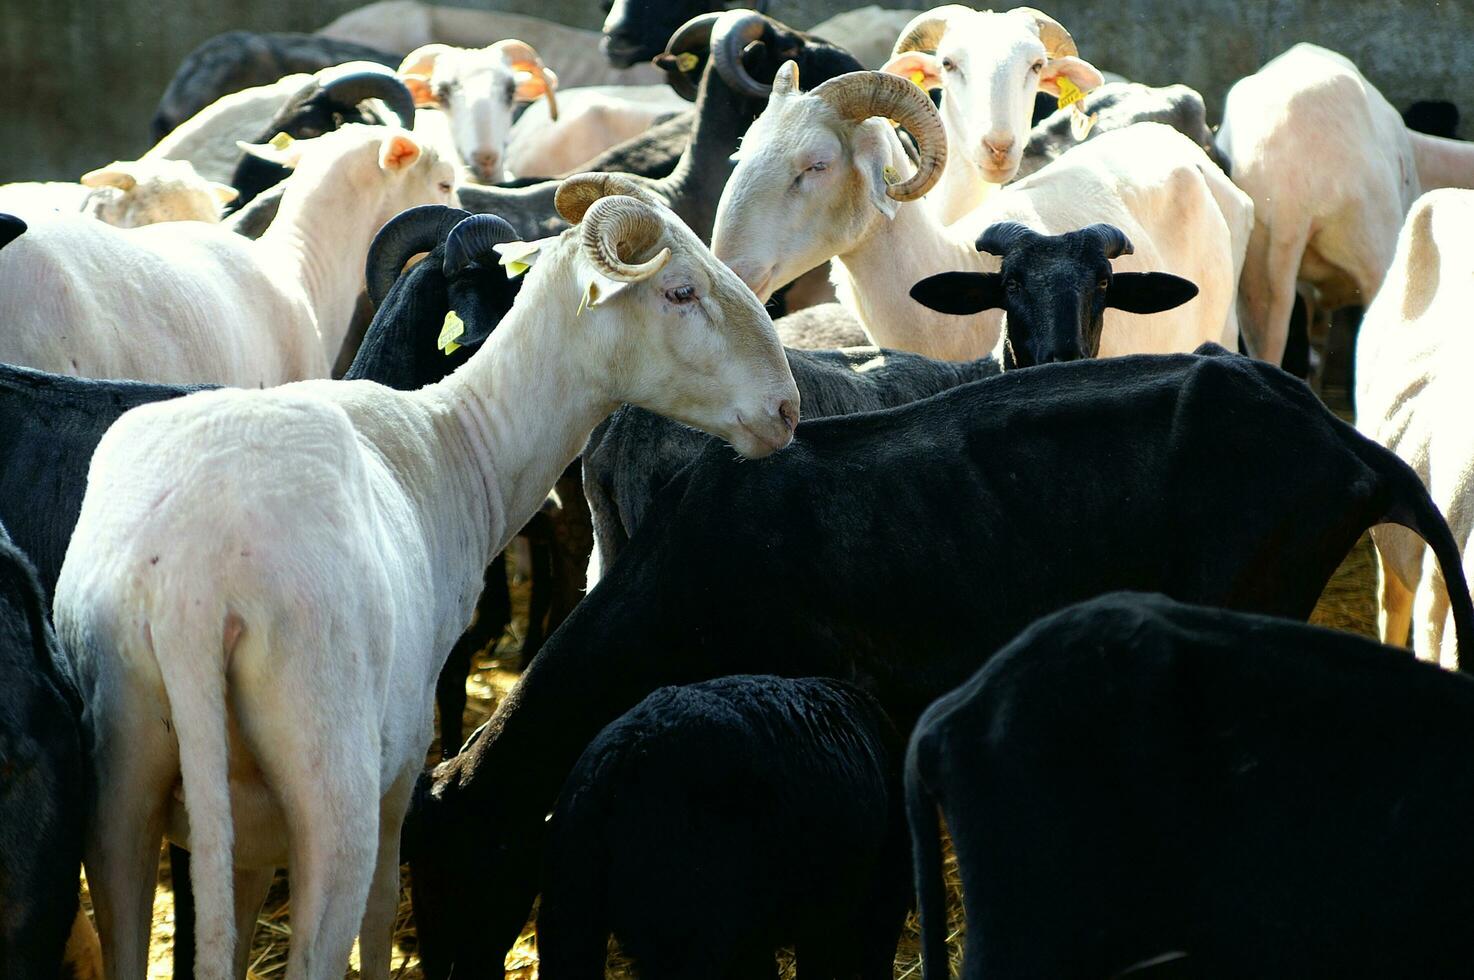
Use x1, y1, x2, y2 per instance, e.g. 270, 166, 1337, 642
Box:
538, 675, 909, 980
910, 221, 1199, 369
0, 523, 92, 979
908, 591, 1474, 979
404, 344, 1474, 975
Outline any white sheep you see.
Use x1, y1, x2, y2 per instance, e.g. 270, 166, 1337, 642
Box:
880, 5, 1104, 223
712, 65, 1250, 363
1356, 188, 1474, 670
54, 173, 798, 980
317, 1, 662, 87
0, 159, 236, 227
0, 125, 453, 386
1217, 43, 1474, 365
396, 39, 560, 182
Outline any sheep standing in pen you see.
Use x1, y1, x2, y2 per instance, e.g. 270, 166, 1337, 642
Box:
713, 66, 1249, 362
538, 675, 910, 979
0, 125, 453, 386
906, 592, 1474, 979
1356, 188, 1474, 670
53, 173, 798, 980
1216, 43, 1474, 365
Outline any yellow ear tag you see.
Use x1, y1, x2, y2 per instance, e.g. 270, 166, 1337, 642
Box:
269, 131, 295, 150
909, 69, 928, 90
1055, 76, 1086, 110
882, 165, 900, 186
577, 280, 600, 317
675, 52, 699, 73
438, 310, 465, 355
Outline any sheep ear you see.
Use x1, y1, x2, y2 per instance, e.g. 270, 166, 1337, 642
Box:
880, 51, 942, 92
380, 133, 424, 172
80, 166, 136, 192
1038, 56, 1104, 98
853, 120, 902, 219
401, 73, 438, 108
236, 139, 305, 168
1105, 272, 1199, 314
573, 266, 629, 315
910, 271, 1006, 315
209, 182, 239, 204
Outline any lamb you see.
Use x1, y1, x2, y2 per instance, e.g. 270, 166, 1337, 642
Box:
0, 125, 454, 386
909, 221, 1198, 368
149, 30, 401, 143
1356, 188, 1474, 669
319, 1, 661, 88
396, 40, 561, 183
1216, 43, 1474, 365
405, 344, 1474, 975
54, 173, 797, 979
880, 5, 1105, 223
907, 592, 1474, 979
0, 159, 237, 227
713, 67, 1250, 362
538, 675, 909, 979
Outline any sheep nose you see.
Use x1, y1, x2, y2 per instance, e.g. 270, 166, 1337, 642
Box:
777, 398, 798, 435
470, 151, 501, 181
982, 136, 1015, 163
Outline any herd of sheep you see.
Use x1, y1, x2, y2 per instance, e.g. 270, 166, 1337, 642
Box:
3, 1, 1474, 978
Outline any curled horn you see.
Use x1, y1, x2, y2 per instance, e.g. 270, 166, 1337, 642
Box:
443, 214, 522, 277
890, 5, 971, 57
494, 40, 559, 121
320, 68, 417, 128
554, 172, 660, 224
581, 196, 672, 283
975, 221, 1041, 256
661, 12, 722, 101
810, 70, 947, 201
1078, 223, 1134, 259
366, 204, 471, 305
1011, 6, 1078, 58
712, 10, 773, 100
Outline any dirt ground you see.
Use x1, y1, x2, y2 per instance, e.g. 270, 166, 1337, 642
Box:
88, 372, 1385, 979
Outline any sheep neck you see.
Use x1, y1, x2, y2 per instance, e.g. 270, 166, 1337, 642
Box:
932, 153, 998, 225
417, 268, 613, 570
658, 68, 755, 240
834, 192, 1003, 362
256, 170, 379, 366
1408, 130, 1474, 194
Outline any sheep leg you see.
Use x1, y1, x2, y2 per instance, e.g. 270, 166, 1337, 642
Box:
519, 523, 555, 670
1238, 219, 1310, 365
84, 721, 175, 980
1414, 559, 1453, 670
356, 772, 415, 980
436, 555, 510, 757
231, 867, 274, 980
1376, 545, 1415, 648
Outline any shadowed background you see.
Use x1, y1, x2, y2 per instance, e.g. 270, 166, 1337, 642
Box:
1, 0, 1467, 182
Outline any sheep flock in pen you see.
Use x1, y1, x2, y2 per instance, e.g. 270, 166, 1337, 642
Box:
5, 0, 1474, 977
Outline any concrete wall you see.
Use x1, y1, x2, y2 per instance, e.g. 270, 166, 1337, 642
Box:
1, 0, 1468, 182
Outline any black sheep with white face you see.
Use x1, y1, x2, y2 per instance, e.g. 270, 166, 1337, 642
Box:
910, 221, 1199, 370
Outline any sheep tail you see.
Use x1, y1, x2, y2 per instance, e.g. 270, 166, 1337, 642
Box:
151, 602, 241, 980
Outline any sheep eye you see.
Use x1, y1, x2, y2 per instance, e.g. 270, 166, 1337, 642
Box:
665, 285, 697, 304
1005, 279, 1021, 293
942, 57, 956, 72
1030, 61, 1044, 74
808, 161, 828, 173
1098, 278, 1109, 291
439, 181, 454, 193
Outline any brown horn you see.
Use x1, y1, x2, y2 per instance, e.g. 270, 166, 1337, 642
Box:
494, 39, 559, 121
1011, 6, 1078, 58
554, 172, 661, 224
811, 70, 947, 201
712, 10, 772, 99
890, 5, 971, 57
581, 196, 672, 283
